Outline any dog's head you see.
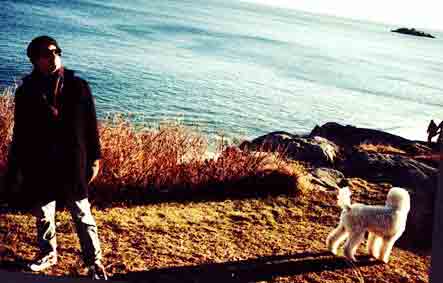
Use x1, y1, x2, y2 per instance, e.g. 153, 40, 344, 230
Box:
386, 187, 410, 212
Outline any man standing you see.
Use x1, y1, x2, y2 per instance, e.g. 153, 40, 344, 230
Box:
10, 36, 107, 280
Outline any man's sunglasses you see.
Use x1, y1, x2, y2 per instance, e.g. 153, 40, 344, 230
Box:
39, 48, 62, 58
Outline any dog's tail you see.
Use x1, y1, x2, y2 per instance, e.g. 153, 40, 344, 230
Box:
337, 187, 352, 211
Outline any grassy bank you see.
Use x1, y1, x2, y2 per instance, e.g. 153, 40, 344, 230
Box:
0, 88, 431, 282
0, 178, 430, 282
0, 88, 304, 206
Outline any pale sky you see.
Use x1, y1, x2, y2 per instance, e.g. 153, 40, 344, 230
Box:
242, 0, 443, 32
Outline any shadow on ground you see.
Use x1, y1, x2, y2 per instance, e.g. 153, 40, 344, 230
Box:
92, 170, 300, 208
112, 251, 380, 283
0, 252, 380, 282
0, 255, 32, 272
0, 170, 299, 213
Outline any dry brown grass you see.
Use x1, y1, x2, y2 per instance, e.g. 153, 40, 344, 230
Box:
93, 117, 303, 205
97, 117, 290, 186
0, 88, 302, 205
357, 143, 406, 155
0, 88, 430, 282
0, 88, 14, 164
0, 178, 430, 282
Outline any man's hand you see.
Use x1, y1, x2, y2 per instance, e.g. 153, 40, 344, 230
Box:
88, 159, 101, 184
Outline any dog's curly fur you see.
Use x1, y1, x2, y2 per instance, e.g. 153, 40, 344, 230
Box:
326, 186, 410, 263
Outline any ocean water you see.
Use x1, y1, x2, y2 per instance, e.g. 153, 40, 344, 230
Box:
1, 0, 442, 143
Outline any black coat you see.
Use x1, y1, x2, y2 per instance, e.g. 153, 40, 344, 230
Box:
10, 68, 101, 205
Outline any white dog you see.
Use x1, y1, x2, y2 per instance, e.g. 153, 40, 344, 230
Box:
326, 186, 410, 263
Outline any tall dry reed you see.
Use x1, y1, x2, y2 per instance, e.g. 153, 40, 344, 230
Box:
0, 87, 14, 165
95, 115, 298, 198
0, 88, 301, 204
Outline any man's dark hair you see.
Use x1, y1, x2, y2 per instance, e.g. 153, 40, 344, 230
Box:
26, 35, 61, 62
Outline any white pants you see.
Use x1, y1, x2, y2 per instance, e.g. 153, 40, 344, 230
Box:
33, 198, 103, 266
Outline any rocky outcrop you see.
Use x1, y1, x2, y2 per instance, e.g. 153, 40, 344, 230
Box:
391, 28, 435, 38
239, 131, 340, 166
310, 167, 345, 191
311, 122, 406, 146
310, 122, 431, 156
343, 149, 438, 189
342, 149, 438, 248
241, 122, 439, 250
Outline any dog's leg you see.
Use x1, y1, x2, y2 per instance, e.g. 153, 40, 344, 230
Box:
371, 234, 383, 258
379, 234, 401, 263
326, 224, 348, 255
344, 230, 365, 262
367, 232, 375, 256
367, 233, 382, 258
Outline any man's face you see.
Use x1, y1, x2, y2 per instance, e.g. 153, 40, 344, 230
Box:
33, 44, 62, 75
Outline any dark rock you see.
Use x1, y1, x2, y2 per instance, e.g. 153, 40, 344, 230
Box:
309, 122, 432, 156
242, 124, 438, 249
402, 141, 434, 156
342, 149, 438, 248
343, 150, 438, 188
391, 28, 435, 38
310, 168, 345, 191
310, 122, 411, 147
240, 131, 340, 166
289, 136, 339, 165
239, 131, 300, 152
404, 185, 435, 250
